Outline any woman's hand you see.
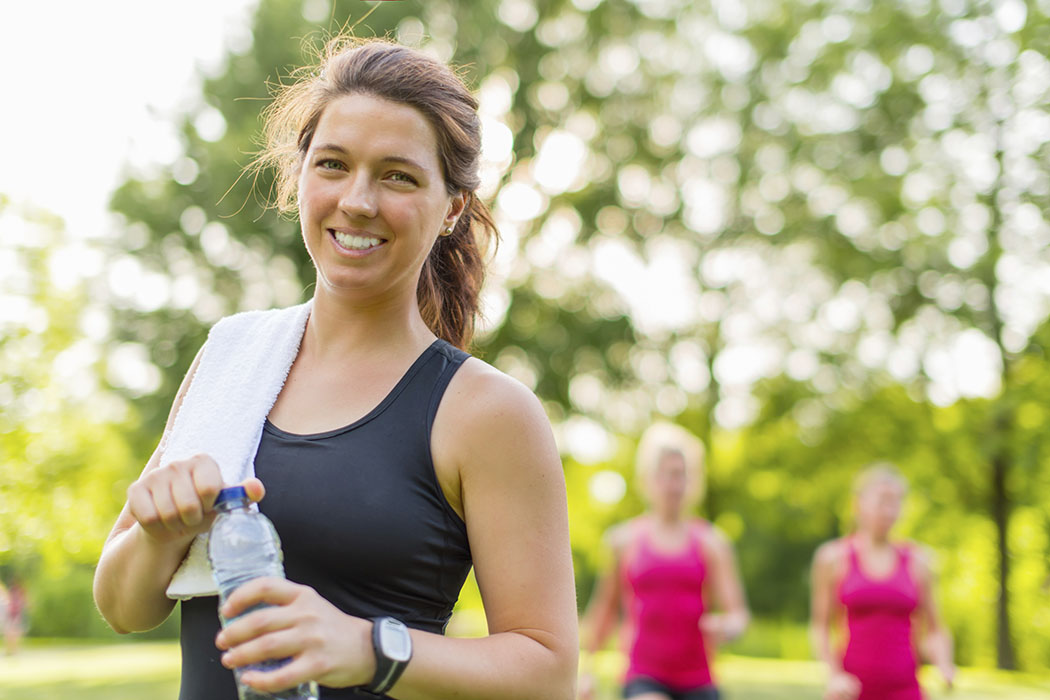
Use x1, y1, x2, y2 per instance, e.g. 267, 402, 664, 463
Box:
699, 613, 729, 647
699, 611, 748, 648
126, 453, 263, 546
938, 659, 956, 690
824, 670, 861, 700
215, 577, 374, 693
576, 669, 597, 700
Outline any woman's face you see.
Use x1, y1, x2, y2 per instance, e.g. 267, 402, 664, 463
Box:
855, 479, 905, 537
297, 93, 465, 303
647, 451, 692, 515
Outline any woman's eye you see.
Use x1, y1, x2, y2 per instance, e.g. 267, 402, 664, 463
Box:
317, 159, 344, 170
389, 172, 418, 184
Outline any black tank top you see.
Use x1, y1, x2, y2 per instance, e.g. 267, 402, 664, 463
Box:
179, 339, 473, 699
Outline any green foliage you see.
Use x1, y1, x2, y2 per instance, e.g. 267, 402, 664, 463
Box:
0, 201, 149, 637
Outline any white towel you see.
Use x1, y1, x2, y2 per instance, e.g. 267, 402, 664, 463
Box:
163, 300, 312, 600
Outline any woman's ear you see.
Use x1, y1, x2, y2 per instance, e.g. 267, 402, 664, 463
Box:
444, 191, 468, 228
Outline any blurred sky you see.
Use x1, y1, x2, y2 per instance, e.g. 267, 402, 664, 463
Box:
0, 0, 258, 239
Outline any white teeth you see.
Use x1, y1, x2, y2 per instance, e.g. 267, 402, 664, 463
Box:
333, 231, 382, 250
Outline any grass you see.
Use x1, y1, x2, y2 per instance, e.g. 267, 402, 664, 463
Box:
0, 641, 1048, 699
0, 639, 180, 700
584, 650, 1050, 700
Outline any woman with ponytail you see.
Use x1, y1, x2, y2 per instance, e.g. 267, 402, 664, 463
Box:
94, 38, 577, 699
809, 465, 955, 700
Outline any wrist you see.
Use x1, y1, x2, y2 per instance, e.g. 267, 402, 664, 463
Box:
357, 617, 378, 687
361, 617, 413, 695
825, 660, 845, 675
133, 522, 197, 559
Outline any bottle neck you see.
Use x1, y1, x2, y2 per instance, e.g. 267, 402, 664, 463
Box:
215, 498, 250, 514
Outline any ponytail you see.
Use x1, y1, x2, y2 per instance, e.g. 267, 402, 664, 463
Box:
417, 194, 497, 350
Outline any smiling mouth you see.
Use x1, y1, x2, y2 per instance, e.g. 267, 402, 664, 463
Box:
331, 229, 385, 251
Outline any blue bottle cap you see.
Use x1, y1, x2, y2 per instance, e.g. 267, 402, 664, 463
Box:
215, 485, 248, 507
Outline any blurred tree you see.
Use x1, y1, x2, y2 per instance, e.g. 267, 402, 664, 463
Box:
0, 197, 160, 637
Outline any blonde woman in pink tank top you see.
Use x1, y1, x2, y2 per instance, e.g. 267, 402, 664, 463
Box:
580, 422, 749, 700
810, 465, 955, 700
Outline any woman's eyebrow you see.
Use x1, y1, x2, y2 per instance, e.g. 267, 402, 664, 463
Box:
313, 143, 428, 172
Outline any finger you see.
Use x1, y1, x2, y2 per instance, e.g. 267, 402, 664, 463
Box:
170, 467, 206, 528
148, 476, 184, 532
238, 653, 322, 695
221, 577, 299, 622
240, 477, 266, 504
127, 481, 161, 530
187, 455, 224, 510
220, 621, 301, 670
217, 597, 298, 651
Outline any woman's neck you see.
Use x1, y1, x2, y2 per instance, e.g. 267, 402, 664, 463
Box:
855, 528, 892, 549
649, 507, 687, 528
306, 286, 436, 361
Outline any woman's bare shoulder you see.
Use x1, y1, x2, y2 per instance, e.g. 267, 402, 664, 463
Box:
813, 537, 849, 570
443, 356, 543, 421
902, 540, 936, 580
603, 518, 642, 555
433, 355, 558, 485
697, 520, 735, 556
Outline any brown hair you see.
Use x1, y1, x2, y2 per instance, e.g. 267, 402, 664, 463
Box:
253, 37, 497, 350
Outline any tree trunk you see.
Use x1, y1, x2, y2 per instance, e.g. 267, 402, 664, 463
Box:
991, 444, 1016, 669
984, 101, 1017, 671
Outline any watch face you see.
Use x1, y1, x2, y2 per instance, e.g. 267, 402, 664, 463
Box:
378, 619, 412, 663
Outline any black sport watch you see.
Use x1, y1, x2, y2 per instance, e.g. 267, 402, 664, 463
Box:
363, 617, 413, 696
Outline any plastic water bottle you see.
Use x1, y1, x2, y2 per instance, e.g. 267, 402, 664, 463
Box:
208, 485, 320, 700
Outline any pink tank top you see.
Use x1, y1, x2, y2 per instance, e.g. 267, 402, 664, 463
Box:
619, 518, 713, 689
837, 539, 921, 696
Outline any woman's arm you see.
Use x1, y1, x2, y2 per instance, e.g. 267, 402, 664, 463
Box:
810, 541, 859, 700
577, 525, 629, 699
93, 350, 266, 634
913, 546, 955, 688
698, 525, 750, 645
579, 524, 628, 655
216, 362, 579, 700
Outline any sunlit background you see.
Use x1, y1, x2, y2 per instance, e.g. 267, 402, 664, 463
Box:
2, 0, 1050, 696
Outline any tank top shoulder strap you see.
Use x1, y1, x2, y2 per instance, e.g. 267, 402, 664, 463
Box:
423, 340, 471, 430
684, 520, 709, 562
619, 517, 649, 573
895, 541, 918, 584
845, 537, 861, 572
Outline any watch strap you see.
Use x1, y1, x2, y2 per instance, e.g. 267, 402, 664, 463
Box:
365, 617, 411, 695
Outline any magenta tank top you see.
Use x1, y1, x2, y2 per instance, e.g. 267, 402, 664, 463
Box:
837, 539, 922, 699
619, 518, 713, 690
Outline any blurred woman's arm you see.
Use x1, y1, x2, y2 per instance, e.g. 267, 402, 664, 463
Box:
913, 546, 955, 688
580, 525, 628, 655
575, 525, 628, 699
699, 525, 750, 645
810, 541, 860, 700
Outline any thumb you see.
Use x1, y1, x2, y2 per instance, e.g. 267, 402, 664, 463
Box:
240, 477, 266, 503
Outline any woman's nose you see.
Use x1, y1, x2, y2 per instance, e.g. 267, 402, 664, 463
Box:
338, 173, 378, 218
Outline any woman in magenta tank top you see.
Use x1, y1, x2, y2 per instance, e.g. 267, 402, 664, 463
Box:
581, 422, 750, 700
810, 465, 955, 700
